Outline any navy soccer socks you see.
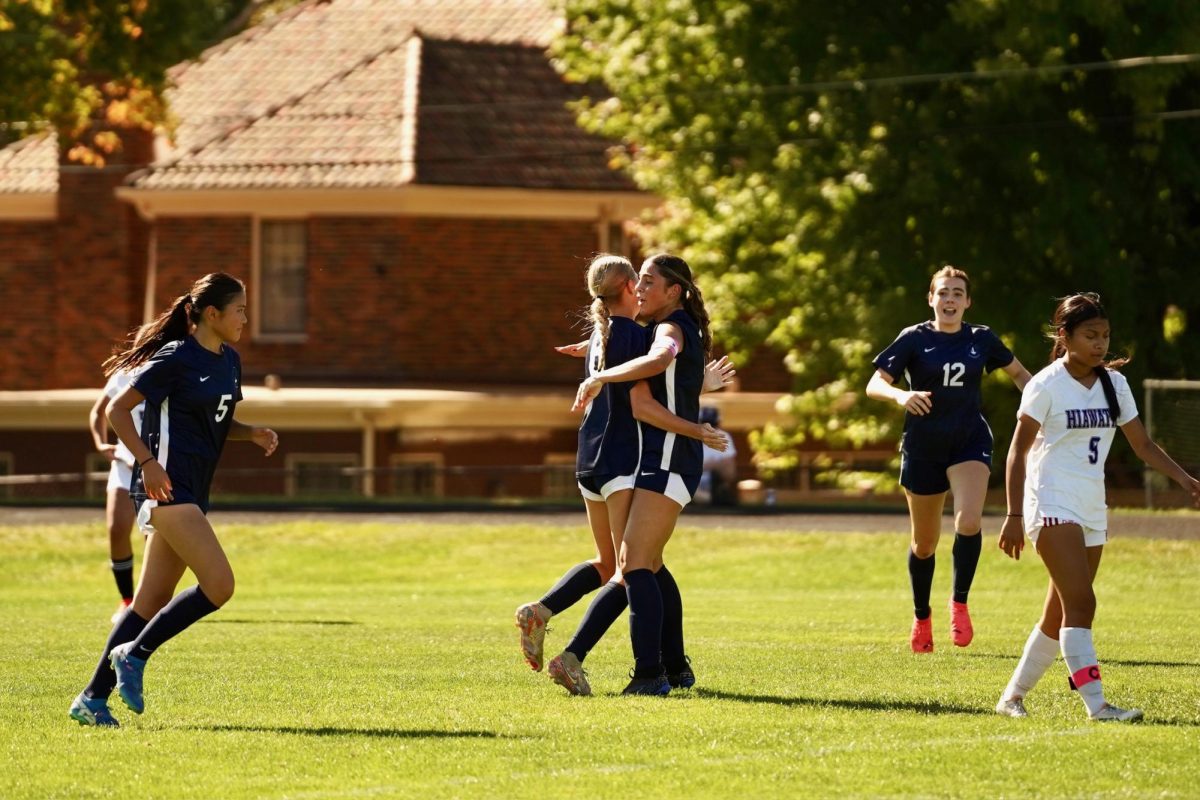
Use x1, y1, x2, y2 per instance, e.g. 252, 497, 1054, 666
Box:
540, 562, 603, 615
909, 550, 935, 620
84, 609, 149, 699
111, 557, 134, 602
129, 586, 220, 661
655, 564, 686, 673
951, 532, 982, 604
565, 580, 628, 661
625, 568, 664, 678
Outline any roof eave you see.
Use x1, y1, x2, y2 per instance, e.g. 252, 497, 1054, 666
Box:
0, 192, 56, 221
115, 183, 656, 221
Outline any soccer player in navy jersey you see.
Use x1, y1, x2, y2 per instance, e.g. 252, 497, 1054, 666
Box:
995, 294, 1199, 721
866, 266, 1032, 653
517, 254, 730, 696
573, 253, 715, 695
69, 273, 278, 727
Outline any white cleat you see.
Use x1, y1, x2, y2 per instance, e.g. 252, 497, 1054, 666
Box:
995, 696, 1029, 718
1089, 703, 1144, 722
515, 602, 548, 672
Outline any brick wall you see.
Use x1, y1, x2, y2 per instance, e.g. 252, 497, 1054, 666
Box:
152, 215, 599, 386
52, 130, 153, 389
0, 222, 57, 389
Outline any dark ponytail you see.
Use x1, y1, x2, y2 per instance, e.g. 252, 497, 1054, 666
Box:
1047, 292, 1127, 426
103, 272, 245, 376
645, 253, 713, 360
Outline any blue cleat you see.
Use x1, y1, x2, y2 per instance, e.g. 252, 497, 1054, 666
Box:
69, 693, 120, 727
109, 642, 147, 714
622, 670, 672, 696
667, 656, 695, 690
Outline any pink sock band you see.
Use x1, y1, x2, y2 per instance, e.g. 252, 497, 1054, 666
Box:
1069, 664, 1101, 690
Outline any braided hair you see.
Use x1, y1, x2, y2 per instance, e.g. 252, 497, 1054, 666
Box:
585, 255, 637, 372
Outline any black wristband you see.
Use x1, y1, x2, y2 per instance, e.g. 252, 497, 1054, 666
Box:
1005, 513, 1022, 517
139, 456, 156, 467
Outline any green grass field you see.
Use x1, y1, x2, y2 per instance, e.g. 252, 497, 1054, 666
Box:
2, 516, 1198, 798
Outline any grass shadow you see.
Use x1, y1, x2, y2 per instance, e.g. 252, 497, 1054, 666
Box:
693, 688, 988, 716
192, 724, 502, 739
200, 618, 360, 626
968, 652, 1200, 669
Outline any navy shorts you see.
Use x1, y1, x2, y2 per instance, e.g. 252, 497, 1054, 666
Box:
634, 467, 701, 508
577, 472, 635, 501
900, 424, 993, 496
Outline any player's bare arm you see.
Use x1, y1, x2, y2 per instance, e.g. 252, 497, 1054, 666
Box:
1003, 357, 1033, 391
866, 368, 932, 415
999, 414, 1040, 560
1120, 417, 1200, 506
572, 323, 683, 412
629, 381, 728, 451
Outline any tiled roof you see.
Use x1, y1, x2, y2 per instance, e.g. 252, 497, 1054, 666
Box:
128, 0, 632, 193
165, 0, 561, 154
0, 134, 58, 193
416, 40, 631, 191
134, 37, 417, 190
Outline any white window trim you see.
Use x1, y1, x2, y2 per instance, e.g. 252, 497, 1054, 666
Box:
388, 452, 445, 498
284, 452, 359, 497
252, 215, 309, 344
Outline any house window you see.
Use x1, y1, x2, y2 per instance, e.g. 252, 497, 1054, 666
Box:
257, 220, 307, 338
284, 453, 359, 497
543, 453, 577, 499
84, 453, 110, 499
0, 452, 12, 499
388, 453, 444, 498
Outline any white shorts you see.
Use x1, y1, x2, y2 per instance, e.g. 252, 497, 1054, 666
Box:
1026, 505, 1107, 548
106, 459, 133, 494
577, 473, 636, 502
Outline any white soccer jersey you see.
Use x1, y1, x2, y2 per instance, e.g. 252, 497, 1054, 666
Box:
1018, 359, 1137, 531
103, 370, 145, 467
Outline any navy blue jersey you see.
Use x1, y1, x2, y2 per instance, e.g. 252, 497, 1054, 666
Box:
576, 317, 648, 478
130, 337, 243, 512
640, 309, 704, 475
873, 321, 1013, 457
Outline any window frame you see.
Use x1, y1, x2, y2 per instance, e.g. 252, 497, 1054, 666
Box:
387, 452, 445, 498
283, 452, 360, 497
252, 216, 309, 343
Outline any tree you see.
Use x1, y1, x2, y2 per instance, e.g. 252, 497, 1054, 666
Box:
552, 0, 1200, 477
0, 0, 300, 161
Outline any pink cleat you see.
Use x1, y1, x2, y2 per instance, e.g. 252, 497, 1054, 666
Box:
949, 600, 974, 647
910, 616, 933, 653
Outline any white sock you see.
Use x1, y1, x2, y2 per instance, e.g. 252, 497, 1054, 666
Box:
1003, 626, 1059, 700
1060, 627, 1107, 716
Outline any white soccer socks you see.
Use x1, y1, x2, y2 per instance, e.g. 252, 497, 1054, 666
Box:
1060, 627, 1107, 716
1002, 625, 1060, 701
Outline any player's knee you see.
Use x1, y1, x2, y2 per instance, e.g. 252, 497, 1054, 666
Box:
910, 541, 937, 559
955, 512, 982, 535
591, 559, 616, 584
1062, 587, 1096, 621
204, 573, 235, 607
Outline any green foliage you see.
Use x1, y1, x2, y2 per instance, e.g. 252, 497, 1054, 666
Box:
3, 518, 1200, 797
552, 0, 1200, 469
0, 0, 296, 159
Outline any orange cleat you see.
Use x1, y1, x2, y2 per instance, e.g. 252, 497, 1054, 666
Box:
515, 602, 548, 671
910, 616, 933, 653
949, 600, 974, 647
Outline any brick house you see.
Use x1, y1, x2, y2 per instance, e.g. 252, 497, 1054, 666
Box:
0, 0, 787, 501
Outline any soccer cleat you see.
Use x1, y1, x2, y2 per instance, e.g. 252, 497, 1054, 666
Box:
111, 599, 133, 625
949, 600, 974, 647
515, 602, 548, 672
666, 656, 695, 690
547, 652, 591, 696
68, 693, 120, 727
622, 671, 672, 696
1089, 703, 1144, 723
910, 616, 933, 653
109, 642, 146, 714
995, 696, 1028, 718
